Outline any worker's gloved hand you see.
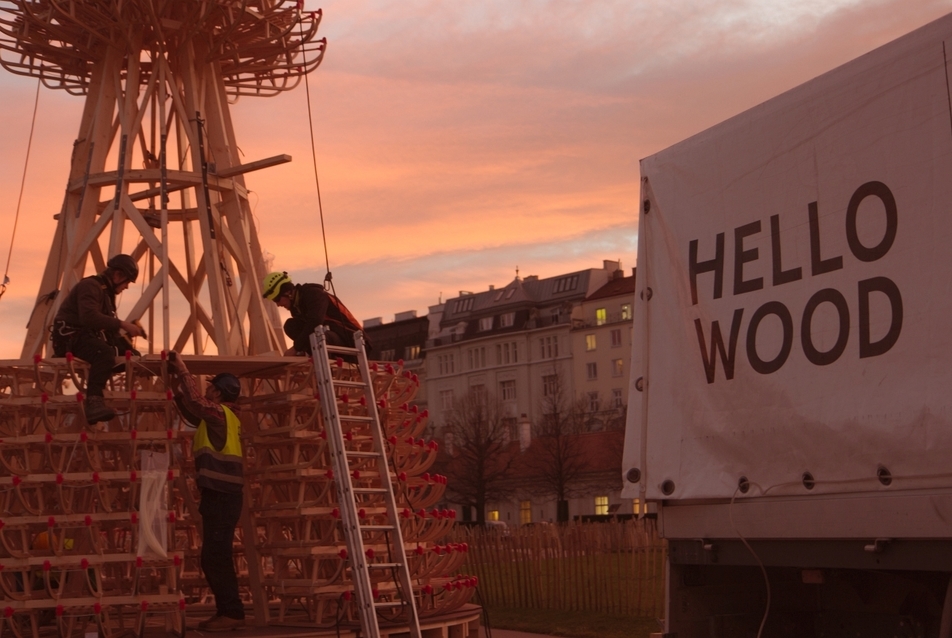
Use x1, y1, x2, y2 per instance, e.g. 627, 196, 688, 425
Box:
120, 320, 145, 337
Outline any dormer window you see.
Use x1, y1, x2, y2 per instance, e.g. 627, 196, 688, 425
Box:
454, 297, 474, 313
553, 275, 579, 293
478, 317, 493, 332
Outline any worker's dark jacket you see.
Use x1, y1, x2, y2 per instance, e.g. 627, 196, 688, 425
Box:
51, 275, 123, 353
286, 284, 364, 353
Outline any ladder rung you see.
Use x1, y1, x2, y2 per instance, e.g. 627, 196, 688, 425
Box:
353, 487, 387, 494
346, 451, 380, 458
339, 415, 373, 422
360, 524, 395, 531
368, 562, 403, 570
326, 345, 358, 354
333, 380, 367, 388
374, 601, 405, 609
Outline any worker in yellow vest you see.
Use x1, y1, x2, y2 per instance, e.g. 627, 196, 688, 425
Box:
169, 353, 245, 632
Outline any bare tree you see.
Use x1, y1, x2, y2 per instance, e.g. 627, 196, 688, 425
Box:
439, 388, 514, 525
527, 367, 590, 522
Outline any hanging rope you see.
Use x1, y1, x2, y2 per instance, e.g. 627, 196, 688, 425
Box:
298, 11, 334, 295
0, 77, 42, 301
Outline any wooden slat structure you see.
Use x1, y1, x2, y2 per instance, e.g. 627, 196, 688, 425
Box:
0, 354, 478, 637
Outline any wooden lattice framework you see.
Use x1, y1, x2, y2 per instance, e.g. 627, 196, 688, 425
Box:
0, 0, 326, 357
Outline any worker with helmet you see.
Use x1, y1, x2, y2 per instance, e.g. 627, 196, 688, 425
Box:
51, 254, 145, 424
168, 353, 246, 632
261, 271, 365, 355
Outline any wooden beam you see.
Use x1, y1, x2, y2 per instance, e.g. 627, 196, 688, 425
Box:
214, 153, 291, 178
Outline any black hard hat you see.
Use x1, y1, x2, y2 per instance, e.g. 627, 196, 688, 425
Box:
211, 373, 241, 402
107, 254, 139, 283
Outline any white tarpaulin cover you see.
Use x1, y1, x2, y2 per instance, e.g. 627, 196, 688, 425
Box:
622, 13, 952, 502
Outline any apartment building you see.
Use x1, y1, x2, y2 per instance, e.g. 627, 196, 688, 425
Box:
425, 261, 623, 439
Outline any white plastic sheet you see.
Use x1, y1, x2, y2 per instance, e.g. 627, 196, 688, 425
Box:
623, 14, 952, 501
137, 450, 169, 558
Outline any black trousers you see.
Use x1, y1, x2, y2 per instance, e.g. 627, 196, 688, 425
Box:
199, 488, 245, 619
284, 318, 344, 355
51, 333, 116, 397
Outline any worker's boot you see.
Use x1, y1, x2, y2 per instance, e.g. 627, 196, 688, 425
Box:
84, 396, 116, 424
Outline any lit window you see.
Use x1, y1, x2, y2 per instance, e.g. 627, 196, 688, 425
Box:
543, 375, 558, 397
621, 304, 632, 320
610, 328, 622, 348
611, 388, 623, 408
588, 391, 599, 412
612, 359, 623, 377
520, 500, 532, 525
478, 317, 493, 332
405, 345, 421, 360
632, 499, 641, 515
596, 308, 607, 326
380, 349, 395, 361
500, 380, 516, 401
488, 510, 500, 522
594, 496, 609, 516
500, 312, 515, 328
586, 362, 597, 380
585, 334, 596, 351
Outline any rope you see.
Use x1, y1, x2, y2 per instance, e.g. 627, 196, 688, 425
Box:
298, 12, 334, 294
0, 77, 42, 301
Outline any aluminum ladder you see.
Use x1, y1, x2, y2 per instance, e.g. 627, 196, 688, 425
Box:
309, 326, 422, 638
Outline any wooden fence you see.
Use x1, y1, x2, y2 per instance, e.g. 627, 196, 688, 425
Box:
450, 519, 666, 618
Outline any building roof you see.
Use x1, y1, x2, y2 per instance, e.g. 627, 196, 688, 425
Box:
584, 269, 636, 303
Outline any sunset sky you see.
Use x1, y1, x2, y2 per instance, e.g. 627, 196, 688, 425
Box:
1, 0, 951, 356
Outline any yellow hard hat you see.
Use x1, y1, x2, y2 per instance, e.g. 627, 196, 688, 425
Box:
262, 271, 291, 301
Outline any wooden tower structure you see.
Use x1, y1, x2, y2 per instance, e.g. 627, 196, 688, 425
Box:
0, 0, 326, 358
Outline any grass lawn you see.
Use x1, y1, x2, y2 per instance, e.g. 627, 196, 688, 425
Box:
481, 607, 662, 638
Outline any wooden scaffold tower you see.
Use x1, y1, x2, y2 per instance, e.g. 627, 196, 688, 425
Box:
0, 2, 480, 637
0, 0, 325, 358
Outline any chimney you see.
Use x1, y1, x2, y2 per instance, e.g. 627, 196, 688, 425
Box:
518, 414, 532, 452
603, 259, 621, 273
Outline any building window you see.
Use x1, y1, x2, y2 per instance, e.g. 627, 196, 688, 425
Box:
380, 349, 395, 361
471, 384, 488, 405
543, 374, 558, 397
611, 388, 623, 409
440, 389, 454, 411
500, 380, 516, 401
488, 510, 500, 522
539, 336, 559, 359
478, 317, 493, 332
610, 328, 622, 348
468, 347, 487, 370
621, 303, 632, 321
632, 499, 641, 515
585, 334, 596, 351
520, 500, 532, 525
553, 275, 579, 293
405, 345, 421, 360
497, 342, 518, 365
587, 391, 599, 412
454, 297, 474, 313
594, 496, 609, 516
596, 308, 607, 326
438, 354, 456, 375
500, 312, 515, 328
612, 358, 623, 377
494, 290, 505, 302
506, 287, 516, 299
586, 362, 597, 380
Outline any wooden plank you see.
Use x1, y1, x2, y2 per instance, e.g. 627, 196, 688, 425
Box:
214, 154, 291, 178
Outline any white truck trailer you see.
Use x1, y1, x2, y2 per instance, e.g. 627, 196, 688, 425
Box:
622, 12, 952, 638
